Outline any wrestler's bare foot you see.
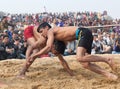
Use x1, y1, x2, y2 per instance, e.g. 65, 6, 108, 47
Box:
16, 68, 27, 79
16, 74, 26, 79
106, 73, 118, 81
107, 58, 117, 71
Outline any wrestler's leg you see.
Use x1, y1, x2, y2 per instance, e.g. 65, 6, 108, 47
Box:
26, 37, 36, 59
77, 48, 116, 71
57, 54, 74, 76
76, 47, 118, 80
17, 37, 38, 79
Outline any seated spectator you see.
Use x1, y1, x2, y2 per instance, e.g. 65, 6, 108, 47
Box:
3, 29, 8, 35
98, 34, 112, 54
56, 18, 64, 27
14, 37, 26, 59
107, 32, 115, 47
10, 30, 19, 43
0, 35, 15, 59
0, 35, 3, 43
91, 35, 103, 54
0, 35, 6, 60
112, 37, 120, 54
64, 41, 76, 56
50, 18, 57, 28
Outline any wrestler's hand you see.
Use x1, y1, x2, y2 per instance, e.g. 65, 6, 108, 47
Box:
29, 55, 37, 62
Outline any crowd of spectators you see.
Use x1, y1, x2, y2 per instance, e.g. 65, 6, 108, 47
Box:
0, 11, 120, 60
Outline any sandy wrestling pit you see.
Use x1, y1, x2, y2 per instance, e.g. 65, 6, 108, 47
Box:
0, 54, 120, 89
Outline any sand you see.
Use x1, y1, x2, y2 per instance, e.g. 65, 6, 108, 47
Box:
0, 54, 120, 89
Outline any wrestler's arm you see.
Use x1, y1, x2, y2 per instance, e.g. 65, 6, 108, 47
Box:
31, 31, 54, 60
32, 38, 46, 49
32, 27, 47, 49
25, 39, 43, 56
56, 54, 74, 76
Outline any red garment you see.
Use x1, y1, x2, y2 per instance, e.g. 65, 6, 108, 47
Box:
40, 54, 49, 58
24, 26, 34, 40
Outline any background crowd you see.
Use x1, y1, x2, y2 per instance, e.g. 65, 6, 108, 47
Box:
0, 11, 120, 60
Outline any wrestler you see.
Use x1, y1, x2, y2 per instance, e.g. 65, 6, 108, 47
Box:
29, 22, 118, 80
18, 24, 73, 79
23, 25, 46, 59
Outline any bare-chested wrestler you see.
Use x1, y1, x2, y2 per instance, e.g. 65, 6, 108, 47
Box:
18, 24, 73, 79
27, 22, 118, 80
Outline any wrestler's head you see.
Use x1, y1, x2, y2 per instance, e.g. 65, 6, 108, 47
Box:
51, 40, 66, 56
37, 22, 51, 38
37, 22, 51, 32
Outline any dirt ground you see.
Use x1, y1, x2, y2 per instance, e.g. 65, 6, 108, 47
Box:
0, 54, 120, 89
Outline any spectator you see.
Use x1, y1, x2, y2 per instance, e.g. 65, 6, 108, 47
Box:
0, 35, 15, 59
112, 37, 120, 54
64, 41, 76, 56
10, 30, 19, 43
0, 16, 14, 32
14, 37, 26, 59
0, 11, 120, 59
56, 18, 64, 27
50, 18, 57, 28
92, 35, 103, 54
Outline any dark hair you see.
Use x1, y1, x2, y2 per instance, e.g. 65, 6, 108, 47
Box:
13, 30, 19, 34
1, 16, 7, 20
54, 40, 66, 55
3, 35, 9, 39
14, 37, 20, 41
117, 38, 120, 44
37, 22, 51, 32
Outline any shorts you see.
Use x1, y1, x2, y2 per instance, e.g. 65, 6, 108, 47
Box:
24, 26, 34, 40
77, 27, 93, 54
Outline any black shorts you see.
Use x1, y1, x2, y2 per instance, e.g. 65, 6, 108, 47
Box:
77, 28, 93, 54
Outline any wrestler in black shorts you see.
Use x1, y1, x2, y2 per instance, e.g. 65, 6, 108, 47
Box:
77, 28, 93, 54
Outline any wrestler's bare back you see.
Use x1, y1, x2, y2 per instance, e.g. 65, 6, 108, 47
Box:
33, 26, 78, 48
53, 26, 78, 42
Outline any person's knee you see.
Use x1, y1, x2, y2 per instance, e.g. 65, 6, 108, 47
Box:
76, 56, 84, 62
76, 56, 90, 68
